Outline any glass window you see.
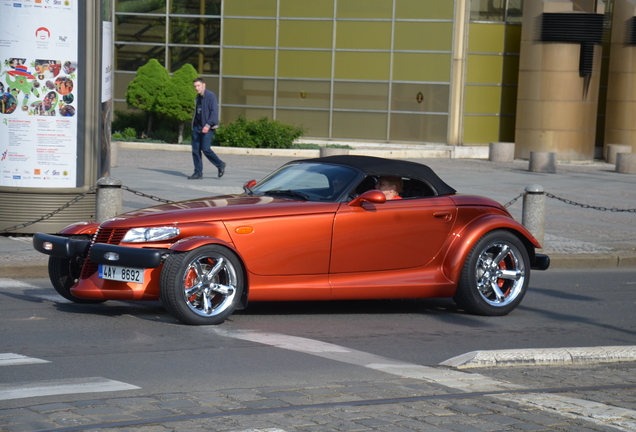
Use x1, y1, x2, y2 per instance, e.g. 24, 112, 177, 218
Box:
337, 0, 393, 19
221, 106, 273, 123
507, 0, 523, 23
470, 0, 505, 22
278, 50, 332, 79
390, 113, 448, 143
170, 17, 220, 45
333, 81, 389, 110
277, 80, 331, 109
394, 22, 453, 51
222, 78, 274, 106
116, 0, 166, 13
332, 111, 388, 140
468, 23, 505, 53
169, 46, 219, 73
116, 15, 166, 44
224, 0, 277, 17
279, 20, 333, 49
276, 109, 330, 138
391, 83, 449, 113
464, 85, 502, 114
466, 54, 503, 84
463, 115, 500, 143
334, 52, 390, 81
170, 0, 221, 15
395, 0, 454, 20
114, 72, 136, 100
222, 48, 276, 77
223, 18, 276, 48
392, 53, 451, 82
115, 44, 166, 71
335, 21, 392, 50
280, 0, 334, 18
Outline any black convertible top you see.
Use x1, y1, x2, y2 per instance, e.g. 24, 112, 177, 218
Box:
299, 155, 457, 195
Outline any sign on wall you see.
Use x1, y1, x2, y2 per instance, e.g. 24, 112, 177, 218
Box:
0, 0, 78, 188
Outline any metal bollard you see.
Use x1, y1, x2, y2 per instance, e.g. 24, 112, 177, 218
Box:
96, 177, 123, 223
522, 184, 545, 247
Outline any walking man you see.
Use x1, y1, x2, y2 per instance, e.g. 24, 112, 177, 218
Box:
188, 77, 226, 179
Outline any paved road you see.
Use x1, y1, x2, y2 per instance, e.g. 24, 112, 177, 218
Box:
1, 268, 635, 432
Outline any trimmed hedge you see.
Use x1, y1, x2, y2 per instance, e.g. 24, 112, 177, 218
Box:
213, 116, 304, 149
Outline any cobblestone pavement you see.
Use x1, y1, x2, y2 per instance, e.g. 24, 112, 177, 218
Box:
2, 362, 635, 432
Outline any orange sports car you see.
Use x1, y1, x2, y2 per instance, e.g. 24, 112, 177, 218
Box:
33, 155, 549, 325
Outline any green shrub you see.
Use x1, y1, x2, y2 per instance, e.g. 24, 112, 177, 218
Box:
112, 110, 147, 134
112, 132, 123, 140
214, 116, 304, 149
122, 127, 137, 139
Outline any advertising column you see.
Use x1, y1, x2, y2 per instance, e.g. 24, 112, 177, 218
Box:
1, 1, 79, 189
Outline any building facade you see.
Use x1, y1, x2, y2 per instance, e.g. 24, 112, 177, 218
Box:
114, 0, 631, 161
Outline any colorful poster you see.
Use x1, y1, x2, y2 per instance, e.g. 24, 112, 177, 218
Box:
0, 1, 78, 188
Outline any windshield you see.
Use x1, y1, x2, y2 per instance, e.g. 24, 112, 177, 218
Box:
250, 163, 360, 202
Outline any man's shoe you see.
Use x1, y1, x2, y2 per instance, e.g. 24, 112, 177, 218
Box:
218, 162, 226, 178
187, 173, 202, 180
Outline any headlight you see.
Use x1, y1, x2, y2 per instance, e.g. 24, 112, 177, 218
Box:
122, 226, 180, 243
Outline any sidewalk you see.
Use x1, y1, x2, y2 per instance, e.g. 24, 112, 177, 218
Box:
1, 143, 635, 278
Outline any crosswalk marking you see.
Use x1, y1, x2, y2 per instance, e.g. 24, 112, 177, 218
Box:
0, 353, 50, 367
0, 377, 140, 401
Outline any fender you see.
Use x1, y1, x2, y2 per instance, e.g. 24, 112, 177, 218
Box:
168, 236, 249, 310
442, 214, 541, 286
58, 221, 100, 236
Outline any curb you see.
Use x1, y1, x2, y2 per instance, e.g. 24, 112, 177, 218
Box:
440, 346, 636, 369
115, 141, 490, 160
548, 253, 636, 268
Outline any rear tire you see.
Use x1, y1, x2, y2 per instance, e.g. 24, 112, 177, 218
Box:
454, 230, 530, 316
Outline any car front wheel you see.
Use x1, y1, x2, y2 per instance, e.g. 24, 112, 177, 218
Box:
160, 245, 244, 325
49, 257, 106, 304
454, 230, 530, 316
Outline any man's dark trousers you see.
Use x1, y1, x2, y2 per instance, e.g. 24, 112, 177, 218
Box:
191, 125, 223, 176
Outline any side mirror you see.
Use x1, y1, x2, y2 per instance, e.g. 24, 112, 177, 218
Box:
348, 189, 386, 207
243, 179, 257, 193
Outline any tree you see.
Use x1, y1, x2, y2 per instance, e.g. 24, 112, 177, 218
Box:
155, 63, 199, 143
125, 58, 169, 136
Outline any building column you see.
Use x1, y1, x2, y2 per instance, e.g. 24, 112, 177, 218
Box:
604, 0, 636, 157
515, 0, 604, 161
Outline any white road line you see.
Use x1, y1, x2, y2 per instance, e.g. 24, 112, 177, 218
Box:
211, 328, 636, 432
0, 278, 39, 289
0, 377, 140, 401
0, 353, 50, 367
499, 393, 636, 432
210, 329, 520, 393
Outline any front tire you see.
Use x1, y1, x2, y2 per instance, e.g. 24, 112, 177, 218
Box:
160, 245, 244, 325
454, 230, 530, 316
49, 240, 105, 304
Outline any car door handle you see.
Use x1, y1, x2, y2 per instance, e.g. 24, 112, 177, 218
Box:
433, 211, 453, 221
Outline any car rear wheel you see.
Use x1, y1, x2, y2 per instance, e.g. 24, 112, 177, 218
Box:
454, 230, 529, 316
160, 245, 244, 325
49, 237, 105, 304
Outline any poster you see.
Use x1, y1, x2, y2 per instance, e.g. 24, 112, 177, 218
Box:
0, 0, 78, 188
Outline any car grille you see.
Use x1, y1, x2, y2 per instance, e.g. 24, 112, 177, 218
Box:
79, 227, 129, 279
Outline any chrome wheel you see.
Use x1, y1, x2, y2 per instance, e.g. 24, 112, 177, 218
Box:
474, 240, 525, 307
161, 245, 244, 325
454, 230, 530, 316
181, 253, 237, 318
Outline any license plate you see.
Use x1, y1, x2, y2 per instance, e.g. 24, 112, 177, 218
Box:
98, 265, 145, 284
